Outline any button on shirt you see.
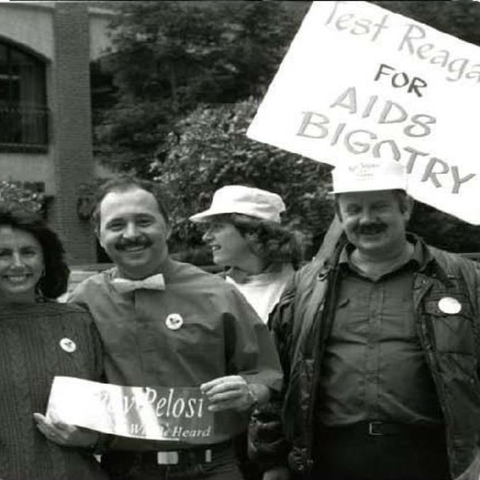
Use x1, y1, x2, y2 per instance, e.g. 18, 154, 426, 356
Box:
318, 242, 443, 426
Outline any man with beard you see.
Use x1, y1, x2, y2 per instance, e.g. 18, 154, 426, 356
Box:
255, 160, 480, 480
44, 176, 282, 480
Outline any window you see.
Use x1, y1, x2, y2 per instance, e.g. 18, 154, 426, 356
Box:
0, 41, 49, 152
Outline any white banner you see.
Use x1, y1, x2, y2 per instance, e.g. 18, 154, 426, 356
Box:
247, 1, 480, 224
47, 377, 219, 444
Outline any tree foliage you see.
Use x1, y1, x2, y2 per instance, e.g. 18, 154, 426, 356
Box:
151, 98, 334, 259
373, 1, 480, 46
0, 181, 45, 215
95, 1, 307, 175
410, 202, 480, 254
94, 0, 480, 256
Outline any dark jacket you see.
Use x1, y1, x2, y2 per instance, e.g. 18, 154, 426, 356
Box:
253, 235, 480, 479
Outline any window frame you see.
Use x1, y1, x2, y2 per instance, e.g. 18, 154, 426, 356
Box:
0, 39, 49, 153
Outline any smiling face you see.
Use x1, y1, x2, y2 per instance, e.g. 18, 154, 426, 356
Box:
202, 220, 258, 270
336, 190, 413, 260
0, 226, 44, 303
98, 187, 170, 279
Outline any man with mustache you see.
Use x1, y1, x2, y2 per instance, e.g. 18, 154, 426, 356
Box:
255, 160, 480, 480
43, 176, 283, 480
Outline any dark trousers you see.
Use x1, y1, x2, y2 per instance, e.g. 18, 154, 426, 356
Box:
307, 423, 451, 480
101, 441, 244, 480
233, 432, 262, 480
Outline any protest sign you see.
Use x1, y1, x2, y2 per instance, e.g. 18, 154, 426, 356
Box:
47, 377, 230, 445
247, 1, 480, 224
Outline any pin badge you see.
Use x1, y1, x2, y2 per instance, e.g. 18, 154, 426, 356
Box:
165, 313, 184, 330
60, 337, 77, 353
438, 297, 462, 315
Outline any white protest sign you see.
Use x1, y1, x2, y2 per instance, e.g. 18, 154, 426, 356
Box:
47, 377, 225, 445
247, 1, 480, 224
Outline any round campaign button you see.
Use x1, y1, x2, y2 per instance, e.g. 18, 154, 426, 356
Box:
59, 337, 77, 353
165, 313, 184, 330
438, 297, 462, 315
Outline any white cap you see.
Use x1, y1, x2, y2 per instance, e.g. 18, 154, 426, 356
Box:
332, 160, 407, 194
190, 185, 285, 224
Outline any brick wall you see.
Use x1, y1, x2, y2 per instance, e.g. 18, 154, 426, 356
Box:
50, 2, 96, 264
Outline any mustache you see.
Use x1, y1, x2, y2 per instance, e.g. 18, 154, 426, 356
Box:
115, 237, 152, 250
355, 222, 387, 235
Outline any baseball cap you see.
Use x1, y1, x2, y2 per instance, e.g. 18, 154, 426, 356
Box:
189, 185, 286, 224
332, 160, 407, 194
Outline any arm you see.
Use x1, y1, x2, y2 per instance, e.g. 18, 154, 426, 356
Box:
250, 283, 297, 473
452, 259, 480, 480
200, 376, 270, 413
35, 307, 110, 452
34, 411, 99, 449
457, 263, 480, 480
201, 287, 284, 413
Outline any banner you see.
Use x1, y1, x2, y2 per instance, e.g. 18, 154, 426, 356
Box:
47, 377, 219, 444
247, 1, 480, 224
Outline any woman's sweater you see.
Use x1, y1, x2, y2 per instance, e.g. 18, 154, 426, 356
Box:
0, 301, 108, 480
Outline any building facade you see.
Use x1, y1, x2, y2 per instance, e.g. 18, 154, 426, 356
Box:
0, 1, 112, 264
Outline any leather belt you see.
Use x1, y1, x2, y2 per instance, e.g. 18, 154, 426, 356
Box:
367, 421, 425, 436
321, 421, 445, 437
135, 440, 232, 466
156, 448, 212, 465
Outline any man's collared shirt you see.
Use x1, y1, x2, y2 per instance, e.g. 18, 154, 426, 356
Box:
318, 240, 443, 426
70, 258, 283, 446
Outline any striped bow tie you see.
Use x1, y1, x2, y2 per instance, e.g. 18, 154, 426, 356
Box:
111, 274, 166, 294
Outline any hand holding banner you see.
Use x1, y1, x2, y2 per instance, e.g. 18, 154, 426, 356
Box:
47, 377, 220, 445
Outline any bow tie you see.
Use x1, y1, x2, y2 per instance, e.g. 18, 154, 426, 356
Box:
111, 274, 166, 294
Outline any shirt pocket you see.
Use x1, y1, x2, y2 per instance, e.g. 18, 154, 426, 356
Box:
423, 295, 475, 355
163, 314, 223, 367
331, 297, 367, 337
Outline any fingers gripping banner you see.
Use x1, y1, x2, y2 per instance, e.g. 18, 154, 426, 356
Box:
47, 377, 223, 445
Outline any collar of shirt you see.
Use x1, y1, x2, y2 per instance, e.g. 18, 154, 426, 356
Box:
226, 263, 289, 285
108, 257, 176, 288
338, 233, 427, 277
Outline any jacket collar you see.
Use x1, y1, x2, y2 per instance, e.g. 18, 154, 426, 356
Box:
330, 232, 452, 286
406, 233, 454, 287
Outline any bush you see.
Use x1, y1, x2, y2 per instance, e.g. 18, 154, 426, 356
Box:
0, 181, 45, 215
151, 98, 334, 259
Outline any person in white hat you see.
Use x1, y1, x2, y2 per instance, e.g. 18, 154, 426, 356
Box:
190, 185, 302, 325
254, 159, 480, 480
191, 185, 301, 480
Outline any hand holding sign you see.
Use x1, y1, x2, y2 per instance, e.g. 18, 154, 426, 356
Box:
201, 375, 258, 413
46, 377, 222, 444
34, 411, 99, 448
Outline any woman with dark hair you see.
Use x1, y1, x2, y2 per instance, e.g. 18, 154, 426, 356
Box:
190, 185, 302, 324
0, 207, 108, 480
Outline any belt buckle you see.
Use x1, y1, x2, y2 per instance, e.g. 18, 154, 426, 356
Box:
368, 421, 383, 436
156, 448, 213, 465
205, 449, 212, 463
157, 451, 179, 465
